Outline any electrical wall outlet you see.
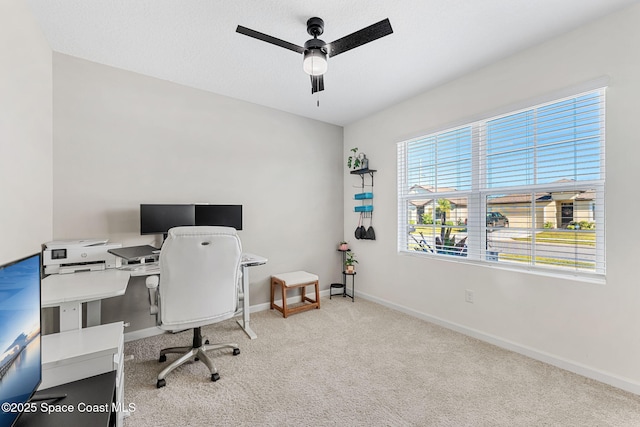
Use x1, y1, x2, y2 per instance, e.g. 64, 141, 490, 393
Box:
465, 289, 474, 303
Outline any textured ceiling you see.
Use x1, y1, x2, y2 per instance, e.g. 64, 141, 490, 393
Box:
26, 0, 638, 126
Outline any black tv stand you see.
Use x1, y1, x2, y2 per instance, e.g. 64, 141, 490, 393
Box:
16, 371, 117, 427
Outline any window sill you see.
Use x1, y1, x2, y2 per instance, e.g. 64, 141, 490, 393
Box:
399, 250, 606, 285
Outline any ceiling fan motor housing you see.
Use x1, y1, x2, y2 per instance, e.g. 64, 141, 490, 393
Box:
306, 17, 324, 37
304, 38, 326, 52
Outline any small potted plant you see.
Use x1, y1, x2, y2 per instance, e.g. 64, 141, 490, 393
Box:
347, 147, 360, 169
348, 147, 369, 171
345, 251, 358, 273
338, 241, 349, 251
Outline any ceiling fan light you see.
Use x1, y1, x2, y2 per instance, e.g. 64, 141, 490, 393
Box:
303, 49, 328, 76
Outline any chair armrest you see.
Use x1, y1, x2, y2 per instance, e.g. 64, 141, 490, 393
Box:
146, 275, 159, 315
146, 275, 159, 289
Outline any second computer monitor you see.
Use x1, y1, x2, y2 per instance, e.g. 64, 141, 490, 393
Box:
195, 204, 242, 230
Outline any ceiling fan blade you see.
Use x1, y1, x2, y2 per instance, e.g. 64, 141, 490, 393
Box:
236, 25, 305, 54
326, 18, 393, 58
311, 74, 324, 94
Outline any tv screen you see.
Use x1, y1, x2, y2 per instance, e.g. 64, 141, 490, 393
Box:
0, 253, 41, 427
140, 204, 195, 235
195, 205, 243, 230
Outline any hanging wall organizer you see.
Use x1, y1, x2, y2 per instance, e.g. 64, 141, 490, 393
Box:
352, 168, 376, 240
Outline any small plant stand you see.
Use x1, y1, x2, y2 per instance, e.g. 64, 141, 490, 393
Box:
330, 248, 355, 301
343, 271, 356, 301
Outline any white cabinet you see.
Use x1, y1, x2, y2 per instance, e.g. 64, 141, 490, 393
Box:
40, 322, 126, 425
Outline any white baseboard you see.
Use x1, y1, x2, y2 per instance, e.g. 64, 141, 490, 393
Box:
124, 289, 640, 395
124, 289, 332, 343
356, 291, 640, 396
124, 326, 165, 342
250, 288, 331, 313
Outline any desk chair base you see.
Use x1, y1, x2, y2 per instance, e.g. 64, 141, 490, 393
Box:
156, 327, 240, 388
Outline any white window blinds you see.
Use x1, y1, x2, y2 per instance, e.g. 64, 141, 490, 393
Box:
398, 88, 605, 277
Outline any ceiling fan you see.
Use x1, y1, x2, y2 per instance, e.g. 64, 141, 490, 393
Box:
236, 17, 393, 94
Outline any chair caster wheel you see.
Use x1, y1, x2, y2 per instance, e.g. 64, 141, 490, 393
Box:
233, 348, 240, 356
205, 339, 210, 344
159, 354, 167, 363
211, 373, 220, 382
157, 379, 166, 388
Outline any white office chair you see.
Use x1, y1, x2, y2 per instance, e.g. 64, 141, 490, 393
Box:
145, 226, 242, 388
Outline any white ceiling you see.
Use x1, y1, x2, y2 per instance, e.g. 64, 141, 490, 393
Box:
26, 0, 638, 126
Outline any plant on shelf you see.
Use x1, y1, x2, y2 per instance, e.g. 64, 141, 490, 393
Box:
347, 147, 361, 170
345, 251, 358, 273
338, 241, 349, 251
347, 147, 369, 170
347, 147, 371, 171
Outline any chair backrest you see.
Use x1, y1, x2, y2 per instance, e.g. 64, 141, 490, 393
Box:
158, 226, 242, 330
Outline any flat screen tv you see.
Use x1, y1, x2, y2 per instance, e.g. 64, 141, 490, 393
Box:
0, 253, 41, 427
195, 204, 243, 230
140, 204, 195, 235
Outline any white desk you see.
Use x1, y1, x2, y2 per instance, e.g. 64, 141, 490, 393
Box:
128, 252, 268, 339
42, 252, 267, 338
238, 253, 268, 339
41, 269, 131, 331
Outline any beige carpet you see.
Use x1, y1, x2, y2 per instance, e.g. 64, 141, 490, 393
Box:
123, 297, 640, 426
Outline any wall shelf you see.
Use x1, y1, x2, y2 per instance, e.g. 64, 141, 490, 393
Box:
352, 169, 376, 239
350, 168, 376, 187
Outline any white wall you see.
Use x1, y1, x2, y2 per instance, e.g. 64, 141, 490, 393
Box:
0, 0, 53, 263
344, 4, 640, 392
52, 54, 344, 307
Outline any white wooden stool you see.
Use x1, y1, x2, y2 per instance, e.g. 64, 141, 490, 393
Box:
270, 271, 320, 318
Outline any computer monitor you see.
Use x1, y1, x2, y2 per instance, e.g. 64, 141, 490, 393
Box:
195, 205, 243, 230
140, 204, 195, 235
0, 253, 42, 427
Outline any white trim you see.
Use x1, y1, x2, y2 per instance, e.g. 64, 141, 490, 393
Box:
124, 289, 333, 342
398, 250, 606, 285
125, 289, 637, 394
124, 326, 164, 342
357, 290, 639, 395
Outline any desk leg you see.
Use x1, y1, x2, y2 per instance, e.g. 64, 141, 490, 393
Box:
236, 265, 257, 339
59, 302, 82, 331
86, 300, 101, 327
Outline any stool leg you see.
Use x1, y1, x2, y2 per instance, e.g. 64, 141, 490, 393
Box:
315, 280, 320, 308
301, 285, 306, 304
281, 283, 288, 318
270, 278, 275, 309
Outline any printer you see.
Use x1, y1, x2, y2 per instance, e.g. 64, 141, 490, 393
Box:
43, 239, 122, 274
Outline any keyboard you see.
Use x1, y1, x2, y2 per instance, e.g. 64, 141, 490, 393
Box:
120, 262, 160, 276
241, 253, 267, 266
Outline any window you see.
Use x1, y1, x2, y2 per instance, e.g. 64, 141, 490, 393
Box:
398, 89, 605, 277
